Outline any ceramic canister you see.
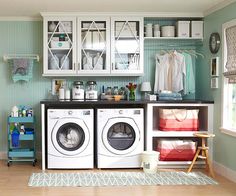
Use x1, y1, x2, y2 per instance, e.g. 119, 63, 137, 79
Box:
161, 26, 175, 37
145, 23, 153, 37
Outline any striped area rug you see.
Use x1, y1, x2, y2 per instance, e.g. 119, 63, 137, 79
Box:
28, 171, 217, 187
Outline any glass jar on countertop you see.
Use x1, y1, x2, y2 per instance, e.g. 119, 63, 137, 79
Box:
72, 81, 84, 100
85, 81, 98, 100
106, 87, 112, 95
113, 86, 119, 95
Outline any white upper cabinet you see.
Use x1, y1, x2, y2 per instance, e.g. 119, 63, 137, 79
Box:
77, 17, 110, 76
111, 17, 144, 76
42, 14, 144, 76
43, 16, 77, 76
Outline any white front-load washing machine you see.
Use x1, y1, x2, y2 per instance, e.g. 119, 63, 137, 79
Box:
97, 108, 144, 168
47, 109, 93, 169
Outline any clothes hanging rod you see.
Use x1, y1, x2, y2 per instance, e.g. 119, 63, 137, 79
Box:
145, 44, 201, 47
3, 54, 40, 62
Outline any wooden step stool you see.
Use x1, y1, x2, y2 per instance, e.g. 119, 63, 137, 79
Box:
187, 132, 215, 177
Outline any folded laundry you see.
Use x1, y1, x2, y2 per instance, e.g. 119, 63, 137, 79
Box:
158, 92, 182, 98
156, 92, 182, 101
158, 97, 182, 101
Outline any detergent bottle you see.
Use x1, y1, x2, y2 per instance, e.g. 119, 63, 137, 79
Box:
11, 123, 20, 148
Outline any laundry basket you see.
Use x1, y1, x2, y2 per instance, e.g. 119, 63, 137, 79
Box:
141, 151, 160, 174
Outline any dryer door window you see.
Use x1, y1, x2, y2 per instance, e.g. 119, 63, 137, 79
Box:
107, 122, 136, 150
102, 117, 140, 155
57, 123, 85, 151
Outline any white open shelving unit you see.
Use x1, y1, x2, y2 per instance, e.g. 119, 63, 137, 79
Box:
146, 102, 214, 168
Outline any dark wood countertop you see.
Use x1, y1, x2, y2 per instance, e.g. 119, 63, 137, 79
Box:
40, 99, 214, 105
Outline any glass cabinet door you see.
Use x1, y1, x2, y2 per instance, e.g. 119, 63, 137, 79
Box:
78, 17, 110, 75
111, 17, 143, 75
43, 17, 76, 75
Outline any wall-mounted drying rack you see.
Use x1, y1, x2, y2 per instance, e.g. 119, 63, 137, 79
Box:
3, 54, 40, 82
3, 54, 40, 62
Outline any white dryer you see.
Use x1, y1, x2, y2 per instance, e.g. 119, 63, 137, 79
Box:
47, 109, 93, 169
96, 108, 144, 168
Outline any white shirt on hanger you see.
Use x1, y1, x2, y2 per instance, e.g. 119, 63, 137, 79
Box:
154, 53, 171, 93
171, 51, 186, 93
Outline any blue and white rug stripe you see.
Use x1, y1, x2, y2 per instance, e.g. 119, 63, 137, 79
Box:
28, 172, 218, 187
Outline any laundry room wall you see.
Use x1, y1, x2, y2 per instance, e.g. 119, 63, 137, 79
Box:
196, 1, 236, 172
0, 18, 201, 158
0, 21, 45, 157
0, 20, 148, 157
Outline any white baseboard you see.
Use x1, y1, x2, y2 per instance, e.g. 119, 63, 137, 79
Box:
0, 151, 7, 160
213, 161, 236, 183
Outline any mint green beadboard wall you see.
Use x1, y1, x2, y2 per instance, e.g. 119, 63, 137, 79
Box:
0, 21, 149, 155
196, 2, 236, 171
0, 21, 49, 155
0, 20, 197, 156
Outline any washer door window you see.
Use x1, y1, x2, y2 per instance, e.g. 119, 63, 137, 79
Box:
52, 118, 90, 156
102, 117, 140, 155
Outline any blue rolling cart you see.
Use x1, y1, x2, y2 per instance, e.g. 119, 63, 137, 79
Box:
7, 116, 36, 166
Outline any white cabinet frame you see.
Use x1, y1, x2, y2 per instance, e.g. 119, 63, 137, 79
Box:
43, 16, 77, 76
111, 16, 144, 76
77, 16, 111, 76
42, 14, 144, 76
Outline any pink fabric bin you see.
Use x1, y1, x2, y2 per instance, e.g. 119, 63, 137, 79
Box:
157, 140, 197, 161
159, 109, 199, 131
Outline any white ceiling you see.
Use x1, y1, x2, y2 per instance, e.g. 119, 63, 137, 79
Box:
0, 0, 235, 18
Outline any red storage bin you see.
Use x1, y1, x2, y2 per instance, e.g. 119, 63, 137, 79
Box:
159, 109, 199, 131
157, 140, 197, 161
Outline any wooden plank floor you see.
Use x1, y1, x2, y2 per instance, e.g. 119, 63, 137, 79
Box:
0, 161, 235, 196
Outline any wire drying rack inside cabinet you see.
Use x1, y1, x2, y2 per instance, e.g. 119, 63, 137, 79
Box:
3, 54, 40, 62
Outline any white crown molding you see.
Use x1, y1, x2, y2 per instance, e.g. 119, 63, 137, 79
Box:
204, 0, 236, 16
40, 12, 203, 18
213, 161, 236, 183
0, 16, 42, 21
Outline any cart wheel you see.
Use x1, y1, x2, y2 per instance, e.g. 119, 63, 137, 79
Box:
7, 162, 10, 167
33, 161, 36, 167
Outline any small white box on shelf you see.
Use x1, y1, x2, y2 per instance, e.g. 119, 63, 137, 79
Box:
115, 22, 137, 36
82, 22, 105, 29
59, 22, 72, 32
191, 21, 204, 38
50, 41, 70, 48
176, 21, 190, 37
